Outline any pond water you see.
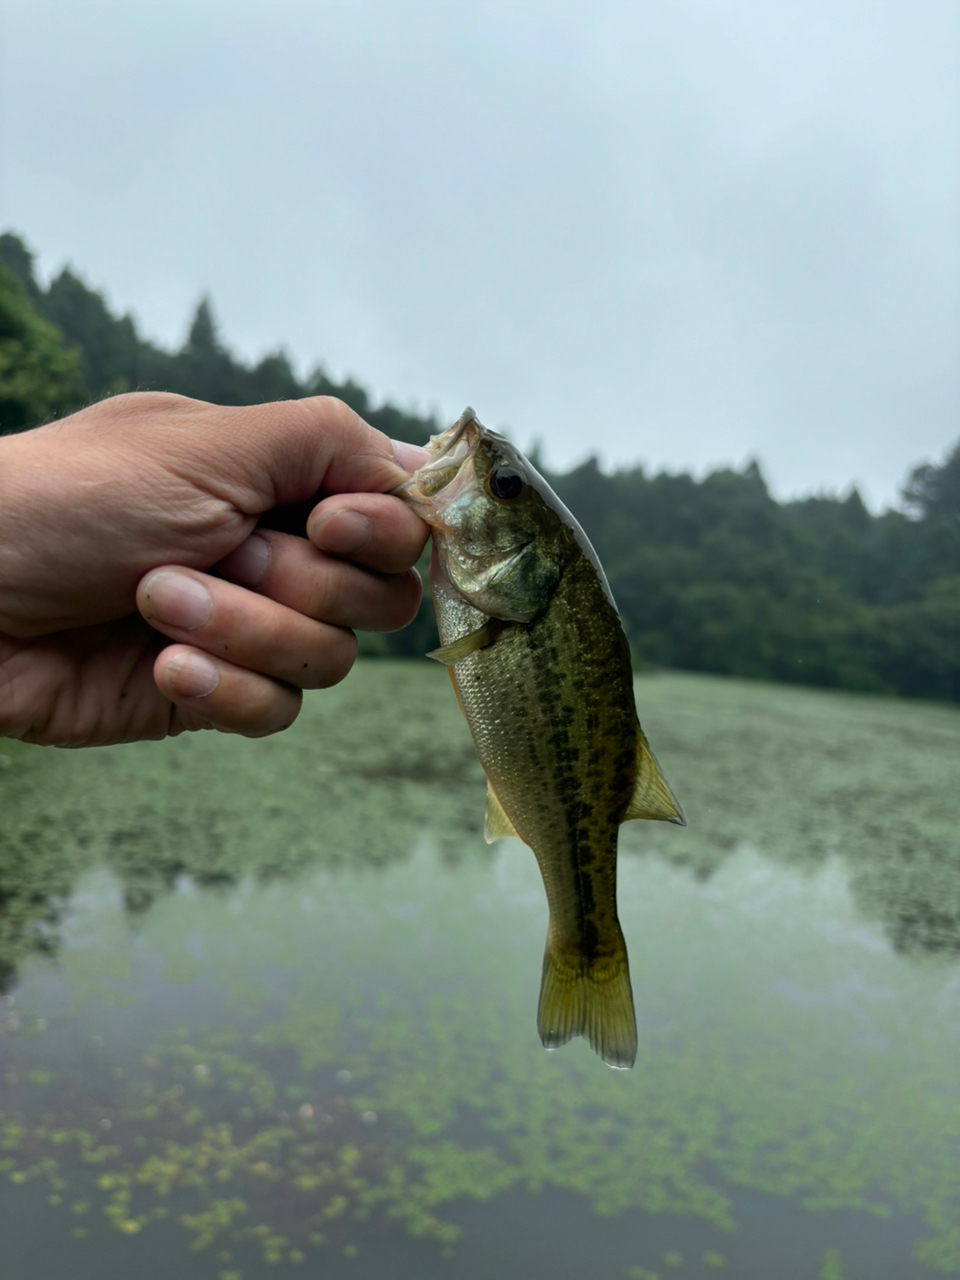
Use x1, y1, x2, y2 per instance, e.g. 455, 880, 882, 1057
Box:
1, 662, 959, 1280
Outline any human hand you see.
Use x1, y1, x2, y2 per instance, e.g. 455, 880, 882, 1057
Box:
0, 392, 429, 746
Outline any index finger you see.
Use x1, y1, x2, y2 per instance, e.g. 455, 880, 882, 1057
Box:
306, 492, 430, 574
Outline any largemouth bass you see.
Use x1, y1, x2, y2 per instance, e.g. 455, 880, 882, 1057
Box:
396, 409, 684, 1068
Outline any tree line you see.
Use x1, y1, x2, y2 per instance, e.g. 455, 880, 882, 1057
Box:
2, 231, 958, 700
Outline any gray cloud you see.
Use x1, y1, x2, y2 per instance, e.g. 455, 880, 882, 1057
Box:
2, 0, 957, 506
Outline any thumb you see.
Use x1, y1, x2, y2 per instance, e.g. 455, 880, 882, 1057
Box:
165, 395, 430, 514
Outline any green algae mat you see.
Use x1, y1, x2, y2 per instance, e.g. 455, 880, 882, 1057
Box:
1, 664, 959, 1279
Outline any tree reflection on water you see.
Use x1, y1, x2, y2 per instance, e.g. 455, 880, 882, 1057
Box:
2, 664, 957, 991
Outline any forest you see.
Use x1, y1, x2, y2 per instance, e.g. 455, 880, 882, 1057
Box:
2, 231, 958, 701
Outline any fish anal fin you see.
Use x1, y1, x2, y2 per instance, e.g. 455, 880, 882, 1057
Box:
537, 934, 637, 1070
483, 782, 521, 843
624, 729, 685, 826
427, 621, 496, 666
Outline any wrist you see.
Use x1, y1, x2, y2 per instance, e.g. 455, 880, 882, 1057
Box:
0, 427, 57, 637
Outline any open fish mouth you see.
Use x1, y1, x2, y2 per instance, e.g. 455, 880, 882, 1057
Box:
426, 406, 479, 460
418, 407, 479, 478
394, 407, 481, 507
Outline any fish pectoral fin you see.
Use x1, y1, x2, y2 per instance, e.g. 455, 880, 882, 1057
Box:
623, 729, 686, 826
483, 783, 521, 843
426, 621, 498, 666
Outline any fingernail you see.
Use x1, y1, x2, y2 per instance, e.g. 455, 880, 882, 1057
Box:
143, 572, 212, 630
166, 651, 220, 698
311, 509, 370, 555
392, 440, 430, 473
220, 534, 271, 587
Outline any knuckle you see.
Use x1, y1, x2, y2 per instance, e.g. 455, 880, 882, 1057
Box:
100, 390, 196, 418
312, 395, 363, 438
314, 394, 393, 455
304, 568, 338, 622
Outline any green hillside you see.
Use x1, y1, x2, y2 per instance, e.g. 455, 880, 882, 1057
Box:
1, 231, 957, 700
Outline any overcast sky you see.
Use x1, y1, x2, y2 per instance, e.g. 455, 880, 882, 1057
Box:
2, 0, 957, 507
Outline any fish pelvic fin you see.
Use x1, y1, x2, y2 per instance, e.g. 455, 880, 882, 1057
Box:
483, 782, 521, 842
624, 729, 685, 826
537, 934, 637, 1070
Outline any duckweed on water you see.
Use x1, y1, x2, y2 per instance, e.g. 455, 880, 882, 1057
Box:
1, 666, 959, 1275
2, 665, 957, 983
3, 841, 960, 1271
820, 1249, 848, 1280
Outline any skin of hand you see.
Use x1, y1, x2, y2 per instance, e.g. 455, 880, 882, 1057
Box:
0, 392, 430, 747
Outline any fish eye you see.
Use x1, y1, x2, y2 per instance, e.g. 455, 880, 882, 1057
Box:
488, 466, 525, 501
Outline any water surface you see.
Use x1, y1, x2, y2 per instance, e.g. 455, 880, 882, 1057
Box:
1, 664, 958, 1279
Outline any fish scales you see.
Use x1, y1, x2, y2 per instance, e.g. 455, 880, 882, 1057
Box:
436, 552, 636, 961
396, 408, 684, 1069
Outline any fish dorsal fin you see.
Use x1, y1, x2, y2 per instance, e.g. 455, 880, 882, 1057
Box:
624, 730, 686, 826
484, 782, 521, 843
427, 621, 497, 666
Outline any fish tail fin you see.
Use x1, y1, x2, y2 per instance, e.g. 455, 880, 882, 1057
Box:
537, 930, 637, 1070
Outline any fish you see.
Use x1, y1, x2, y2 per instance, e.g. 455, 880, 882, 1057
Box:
395, 408, 684, 1069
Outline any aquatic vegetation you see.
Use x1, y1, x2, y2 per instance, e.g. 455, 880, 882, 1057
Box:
1, 664, 957, 991
820, 1249, 847, 1280
1, 665, 959, 1275
2, 839, 960, 1272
